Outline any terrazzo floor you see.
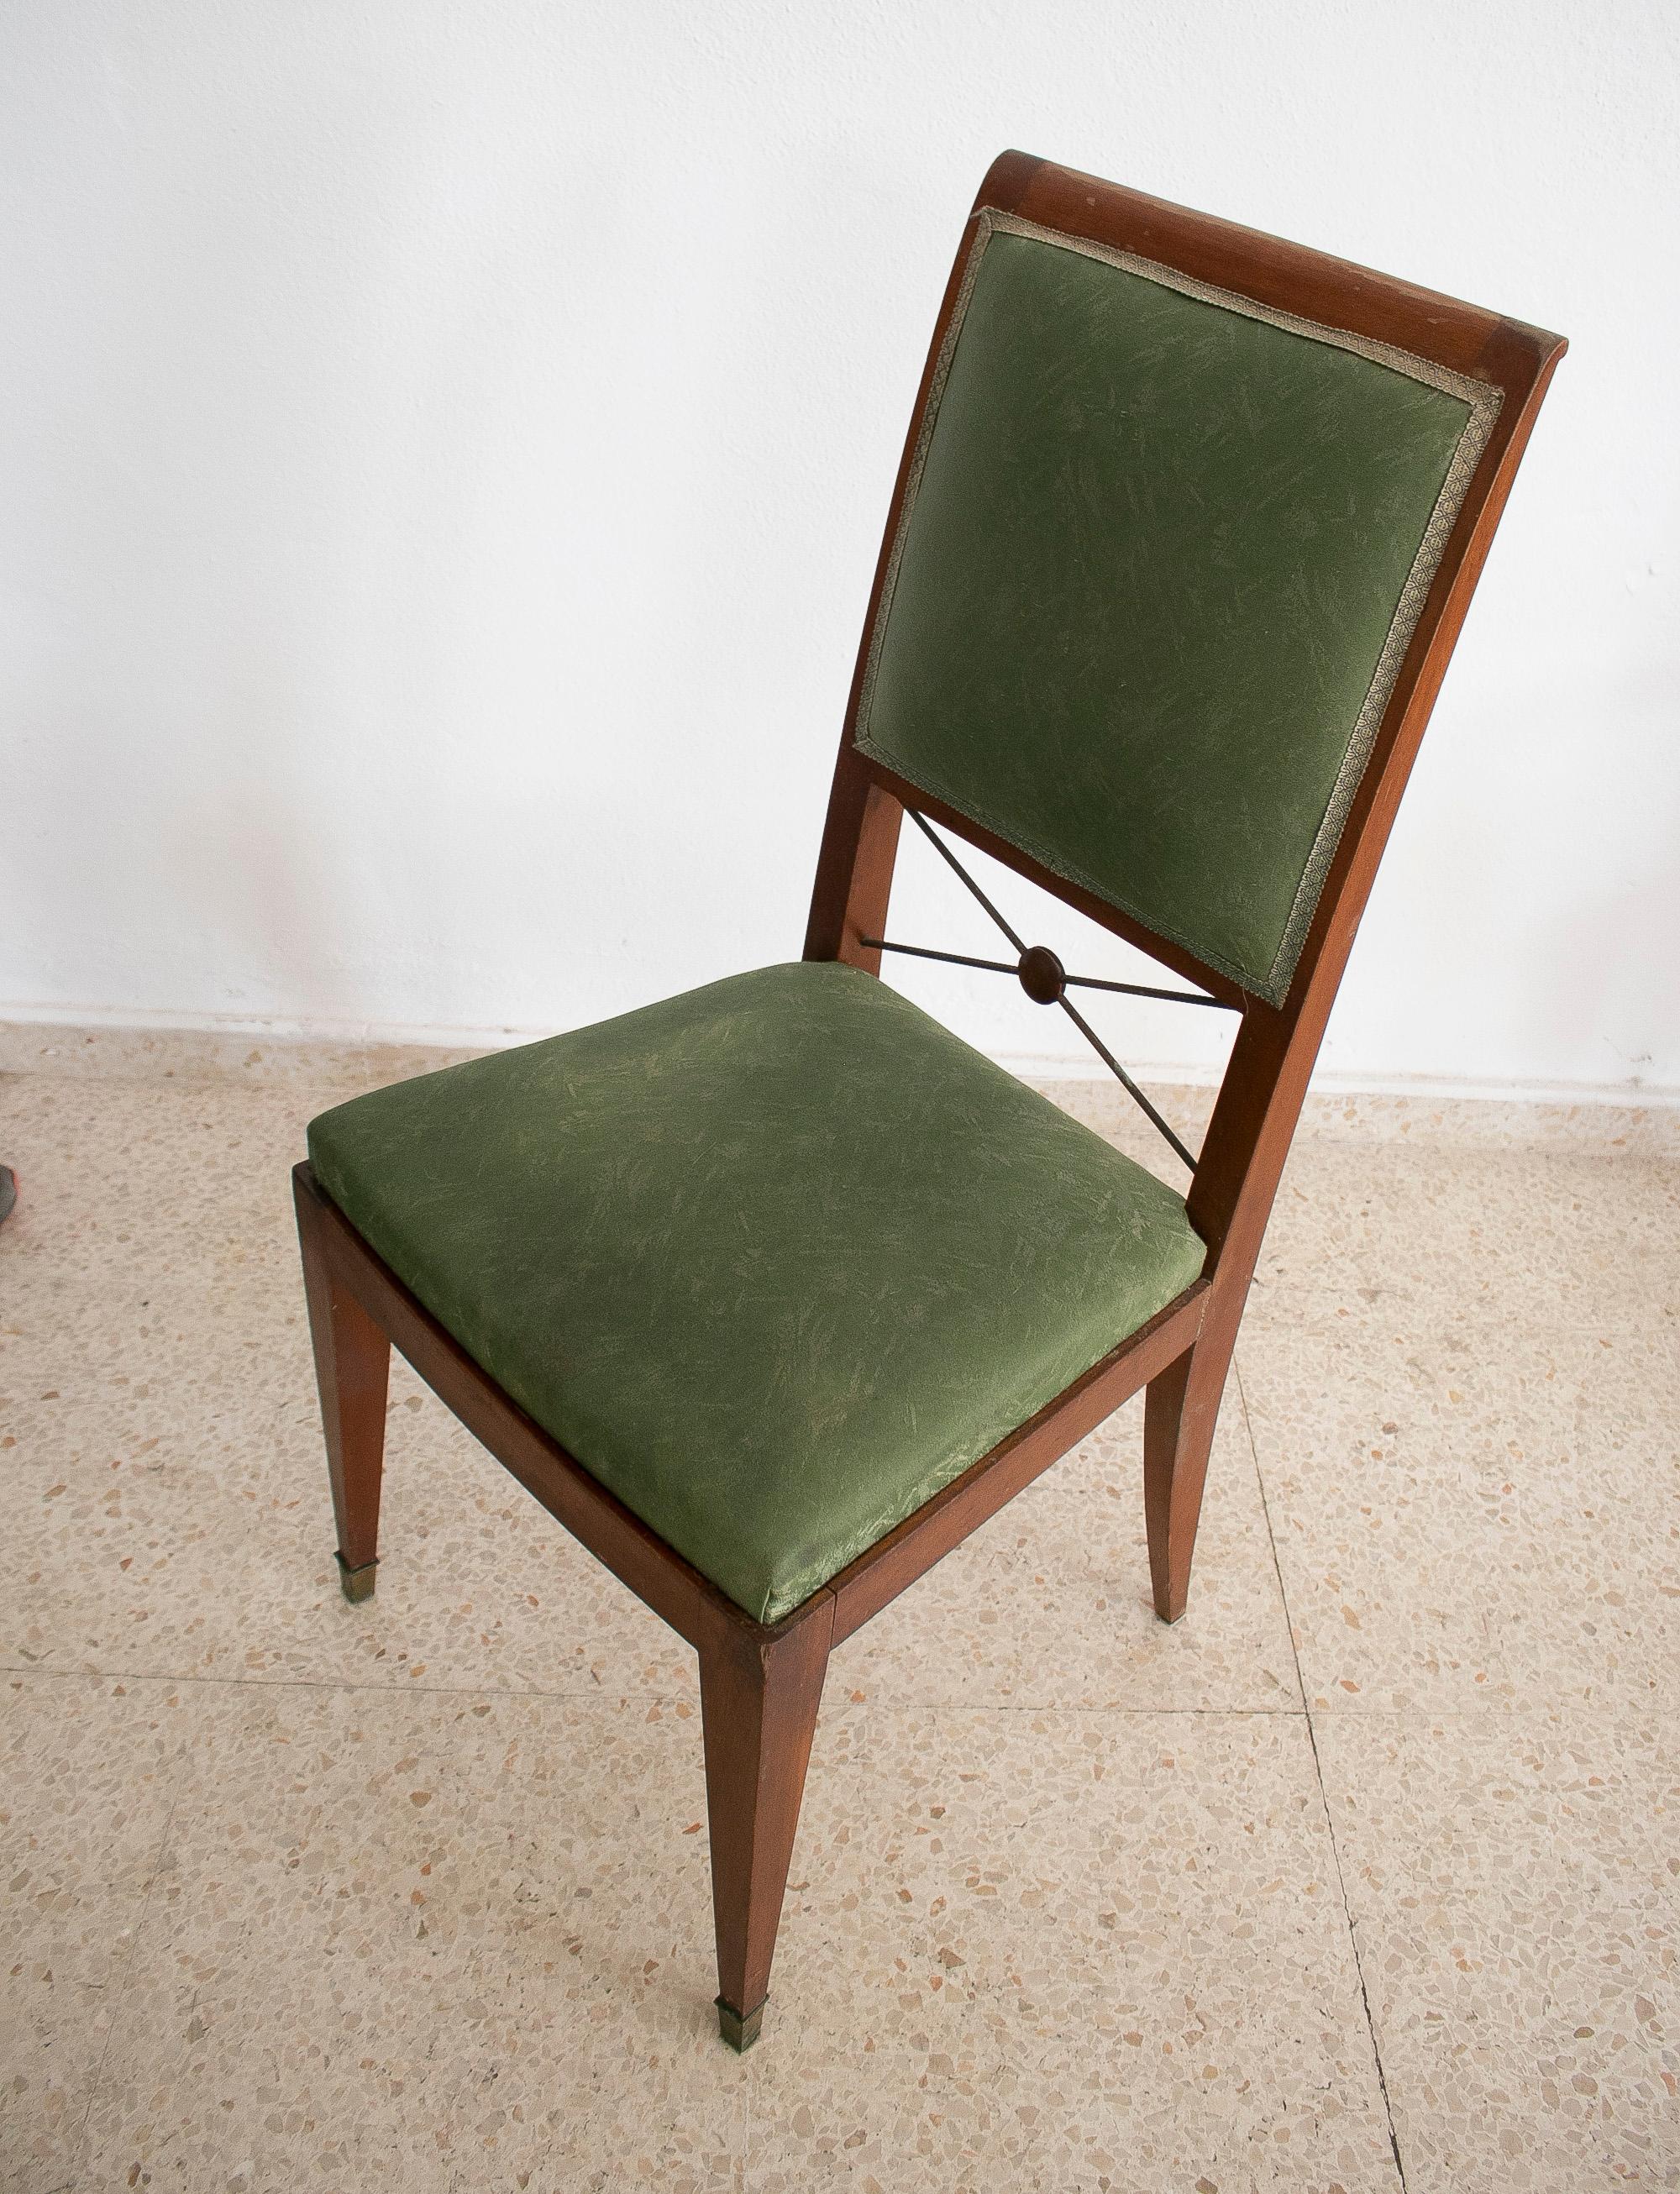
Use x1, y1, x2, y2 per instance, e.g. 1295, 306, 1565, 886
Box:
2, 1025, 1676, 2192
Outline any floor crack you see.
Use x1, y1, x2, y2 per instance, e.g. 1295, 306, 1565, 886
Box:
71, 1758, 188, 2175
1235, 1352, 1410, 2194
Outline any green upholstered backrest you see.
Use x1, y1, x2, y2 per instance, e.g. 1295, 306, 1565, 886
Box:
853, 212, 1501, 1005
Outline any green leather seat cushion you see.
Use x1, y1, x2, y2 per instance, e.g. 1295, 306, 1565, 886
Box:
307, 963, 1205, 1622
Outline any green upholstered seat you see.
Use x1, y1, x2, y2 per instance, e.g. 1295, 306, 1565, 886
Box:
307, 962, 1205, 1622
855, 212, 1501, 1004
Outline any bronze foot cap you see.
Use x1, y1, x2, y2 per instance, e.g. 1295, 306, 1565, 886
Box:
715, 1995, 765, 2052
335, 1553, 378, 1604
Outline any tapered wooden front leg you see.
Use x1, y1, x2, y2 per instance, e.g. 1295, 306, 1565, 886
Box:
698, 1598, 833, 2050
1144, 1337, 1233, 1625
295, 1173, 391, 1602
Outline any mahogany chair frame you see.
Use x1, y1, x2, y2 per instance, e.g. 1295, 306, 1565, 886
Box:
293, 150, 1565, 2050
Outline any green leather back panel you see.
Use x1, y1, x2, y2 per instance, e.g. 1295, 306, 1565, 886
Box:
855, 216, 1499, 1003
307, 963, 1206, 1624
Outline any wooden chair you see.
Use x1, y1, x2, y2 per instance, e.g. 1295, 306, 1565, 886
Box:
292, 150, 1564, 2050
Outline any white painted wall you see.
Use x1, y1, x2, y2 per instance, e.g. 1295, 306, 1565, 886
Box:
4, 1, 1676, 1095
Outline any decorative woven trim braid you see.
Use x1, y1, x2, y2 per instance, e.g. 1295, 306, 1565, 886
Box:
853, 207, 1504, 1008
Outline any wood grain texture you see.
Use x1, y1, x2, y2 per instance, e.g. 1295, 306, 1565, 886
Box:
701, 1601, 834, 2046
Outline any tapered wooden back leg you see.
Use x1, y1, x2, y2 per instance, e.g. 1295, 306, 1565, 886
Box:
698, 1598, 834, 2050
1143, 1334, 1236, 1625
295, 1168, 391, 1602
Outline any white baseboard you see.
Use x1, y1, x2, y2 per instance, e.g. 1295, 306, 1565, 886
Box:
989, 1047, 1680, 1111
3, 999, 1677, 1117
